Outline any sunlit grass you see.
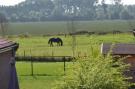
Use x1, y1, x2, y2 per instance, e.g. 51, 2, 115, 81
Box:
14, 33, 135, 89
11, 33, 135, 57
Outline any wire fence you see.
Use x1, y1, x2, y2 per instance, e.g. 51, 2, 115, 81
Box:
15, 55, 74, 76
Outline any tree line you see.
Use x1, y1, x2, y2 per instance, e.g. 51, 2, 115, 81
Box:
0, 0, 135, 22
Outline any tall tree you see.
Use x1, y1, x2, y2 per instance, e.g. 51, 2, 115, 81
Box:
110, 0, 123, 19
79, 0, 98, 19
101, 0, 108, 19
0, 13, 8, 37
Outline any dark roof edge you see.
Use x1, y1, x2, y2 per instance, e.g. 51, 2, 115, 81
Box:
0, 43, 19, 53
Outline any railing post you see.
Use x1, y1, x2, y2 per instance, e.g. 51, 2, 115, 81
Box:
24, 50, 25, 57
64, 57, 66, 75
30, 49, 34, 76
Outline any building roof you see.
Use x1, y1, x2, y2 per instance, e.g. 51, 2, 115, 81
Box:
0, 38, 19, 53
101, 43, 135, 55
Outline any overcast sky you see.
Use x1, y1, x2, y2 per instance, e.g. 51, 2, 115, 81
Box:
0, 0, 135, 6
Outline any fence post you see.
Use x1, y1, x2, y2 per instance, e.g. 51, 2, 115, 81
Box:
24, 50, 26, 57
31, 60, 33, 76
30, 49, 34, 76
64, 57, 66, 75
52, 51, 54, 56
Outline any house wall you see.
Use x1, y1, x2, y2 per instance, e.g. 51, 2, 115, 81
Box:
0, 50, 12, 89
123, 55, 135, 82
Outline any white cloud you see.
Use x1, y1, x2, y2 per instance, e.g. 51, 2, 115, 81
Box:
0, 0, 25, 6
104, 0, 135, 5
0, 0, 135, 6
122, 0, 135, 5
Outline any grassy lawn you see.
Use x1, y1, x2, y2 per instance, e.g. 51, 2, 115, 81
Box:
16, 62, 66, 76
11, 33, 135, 57
18, 76, 61, 89
16, 62, 73, 89
13, 33, 135, 89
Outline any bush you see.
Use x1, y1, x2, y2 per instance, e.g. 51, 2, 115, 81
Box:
54, 49, 129, 89
18, 32, 31, 38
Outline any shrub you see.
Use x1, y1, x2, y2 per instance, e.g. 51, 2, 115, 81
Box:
18, 32, 31, 38
54, 49, 129, 89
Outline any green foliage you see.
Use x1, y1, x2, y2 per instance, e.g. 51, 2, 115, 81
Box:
54, 50, 129, 89
0, 0, 135, 22
17, 32, 31, 38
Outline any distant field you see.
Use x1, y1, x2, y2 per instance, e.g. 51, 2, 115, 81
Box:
6, 20, 135, 35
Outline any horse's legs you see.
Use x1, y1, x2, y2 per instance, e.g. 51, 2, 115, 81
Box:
52, 42, 53, 47
49, 43, 51, 47
59, 42, 60, 46
50, 42, 53, 47
60, 42, 62, 46
57, 42, 59, 46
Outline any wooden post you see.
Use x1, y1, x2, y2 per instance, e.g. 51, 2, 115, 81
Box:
31, 61, 34, 76
31, 60, 33, 76
30, 49, 33, 76
52, 51, 54, 56
64, 57, 66, 75
24, 50, 25, 57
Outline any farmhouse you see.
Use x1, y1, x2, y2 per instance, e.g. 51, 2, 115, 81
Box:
101, 43, 135, 82
0, 38, 19, 89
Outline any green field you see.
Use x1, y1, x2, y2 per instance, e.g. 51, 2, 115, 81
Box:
12, 33, 135, 57
14, 33, 135, 89
16, 62, 71, 89
8, 19, 135, 89
5, 20, 135, 35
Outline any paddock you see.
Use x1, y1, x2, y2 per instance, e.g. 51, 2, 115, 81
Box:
12, 34, 135, 89
15, 56, 74, 76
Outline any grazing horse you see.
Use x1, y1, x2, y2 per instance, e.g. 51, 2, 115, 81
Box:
133, 29, 135, 37
48, 37, 63, 47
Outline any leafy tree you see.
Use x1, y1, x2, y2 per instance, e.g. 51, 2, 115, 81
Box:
0, 13, 8, 36
96, 5, 106, 20
1, 0, 135, 21
120, 9, 133, 20
79, 0, 98, 19
101, 0, 108, 19
110, 0, 123, 19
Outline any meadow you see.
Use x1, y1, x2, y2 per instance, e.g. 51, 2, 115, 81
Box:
12, 33, 135, 57
6, 19, 135, 89
5, 20, 135, 35
13, 33, 135, 89
16, 62, 68, 89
